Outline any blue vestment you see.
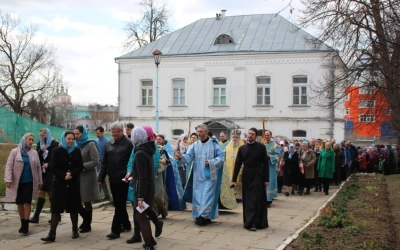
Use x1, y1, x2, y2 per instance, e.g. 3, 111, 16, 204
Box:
180, 138, 225, 220
265, 140, 281, 201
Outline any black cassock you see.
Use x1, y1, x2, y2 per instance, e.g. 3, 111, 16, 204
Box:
232, 141, 269, 229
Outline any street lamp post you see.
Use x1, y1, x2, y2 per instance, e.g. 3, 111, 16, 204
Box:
153, 49, 162, 133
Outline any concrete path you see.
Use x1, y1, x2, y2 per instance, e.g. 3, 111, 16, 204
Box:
0, 186, 339, 250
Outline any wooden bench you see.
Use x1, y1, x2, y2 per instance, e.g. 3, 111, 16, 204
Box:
0, 197, 15, 211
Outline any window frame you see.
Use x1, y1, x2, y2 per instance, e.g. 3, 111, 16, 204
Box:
292, 76, 308, 105
359, 114, 375, 122
141, 79, 153, 106
359, 100, 375, 108
212, 78, 227, 106
172, 129, 184, 140
172, 78, 185, 106
256, 76, 271, 105
359, 86, 375, 95
345, 108, 350, 115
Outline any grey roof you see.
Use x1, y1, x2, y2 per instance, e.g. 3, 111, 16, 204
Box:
117, 14, 331, 59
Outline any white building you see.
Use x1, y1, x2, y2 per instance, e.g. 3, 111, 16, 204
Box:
115, 12, 344, 141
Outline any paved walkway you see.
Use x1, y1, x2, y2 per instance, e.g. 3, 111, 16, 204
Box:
0, 186, 339, 250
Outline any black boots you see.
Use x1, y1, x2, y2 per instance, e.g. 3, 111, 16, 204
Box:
72, 226, 80, 239
79, 211, 92, 233
41, 230, 56, 242
155, 220, 163, 237
30, 197, 45, 223
18, 219, 29, 235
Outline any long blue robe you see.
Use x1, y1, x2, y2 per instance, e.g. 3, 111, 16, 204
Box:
265, 140, 281, 201
163, 140, 186, 210
180, 138, 225, 220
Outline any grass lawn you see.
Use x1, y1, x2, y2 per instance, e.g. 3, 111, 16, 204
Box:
286, 173, 398, 250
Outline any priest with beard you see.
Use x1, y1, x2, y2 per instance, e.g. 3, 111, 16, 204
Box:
231, 128, 269, 231
225, 129, 245, 201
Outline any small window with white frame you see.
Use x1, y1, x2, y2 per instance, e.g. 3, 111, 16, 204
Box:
256, 76, 271, 105
386, 108, 392, 116
345, 108, 350, 115
141, 80, 153, 106
293, 76, 308, 105
359, 114, 375, 122
359, 100, 374, 108
213, 78, 227, 105
172, 78, 185, 106
359, 85, 375, 94
344, 93, 349, 101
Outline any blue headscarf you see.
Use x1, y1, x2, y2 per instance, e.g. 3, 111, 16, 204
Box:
39, 128, 53, 148
61, 131, 77, 154
19, 133, 33, 156
75, 126, 97, 149
288, 143, 296, 159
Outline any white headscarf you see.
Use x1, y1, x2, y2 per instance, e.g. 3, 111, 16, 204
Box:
131, 127, 148, 147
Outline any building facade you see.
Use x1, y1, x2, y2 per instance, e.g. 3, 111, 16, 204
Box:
116, 13, 345, 140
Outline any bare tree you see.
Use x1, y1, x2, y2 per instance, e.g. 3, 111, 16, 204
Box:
0, 11, 64, 115
123, 0, 170, 50
298, 0, 400, 142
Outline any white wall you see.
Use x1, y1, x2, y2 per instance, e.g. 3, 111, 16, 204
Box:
117, 52, 345, 141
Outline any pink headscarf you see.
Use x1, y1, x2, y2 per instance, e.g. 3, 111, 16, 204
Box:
142, 126, 156, 141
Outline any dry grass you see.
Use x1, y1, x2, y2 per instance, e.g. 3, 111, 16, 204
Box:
0, 144, 16, 197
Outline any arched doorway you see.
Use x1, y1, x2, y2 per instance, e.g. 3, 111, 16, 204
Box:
203, 120, 238, 140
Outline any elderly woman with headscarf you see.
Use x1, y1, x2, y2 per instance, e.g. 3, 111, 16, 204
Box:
176, 134, 188, 188
125, 126, 163, 245
280, 143, 302, 196
41, 131, 84, 242
125, 127, 157, 250
299, 141, 316, 195
317, 142, 335, 195
74, 125, 100, 233
30, 128, 59, 224
5, 133, 42, 235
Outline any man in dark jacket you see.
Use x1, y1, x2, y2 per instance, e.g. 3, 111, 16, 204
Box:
333, 143, 344, 185
98, 122, 133, 239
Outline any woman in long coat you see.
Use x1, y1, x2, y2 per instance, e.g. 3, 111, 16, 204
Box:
74, 125, 100, 233
41, 131, 84, 242
299, 141, 316, 195
281, 144, 301, 196
30, 128, 59, 223
317, 142, 335, 195
5, 133, 42, 235
127, 127, 157, 250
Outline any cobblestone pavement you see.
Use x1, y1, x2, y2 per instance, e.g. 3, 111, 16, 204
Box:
0, 186, 339, 250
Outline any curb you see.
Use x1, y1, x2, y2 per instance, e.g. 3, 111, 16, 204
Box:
276, 178, 350, 250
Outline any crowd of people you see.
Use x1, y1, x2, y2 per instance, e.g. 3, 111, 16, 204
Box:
4, 123, 399, 250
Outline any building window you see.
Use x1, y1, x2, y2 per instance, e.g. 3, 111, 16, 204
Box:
292, 130, 307, 137
214, 34, 234, 45
345, 108, 350, 115
256, 76, 271, 105
172, 79, 185, 105
359, 86, 374, 94
359, 100, 374, 108
213, 78, 226, 105
386, 108, 392, 116
345, 93, 349, 101
293, 76, 307, 105
141, 80, 153, 106
359, 114, 375, 122
172, 129, 184, 139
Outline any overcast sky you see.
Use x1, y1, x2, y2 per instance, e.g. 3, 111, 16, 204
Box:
1, 0, 308, 105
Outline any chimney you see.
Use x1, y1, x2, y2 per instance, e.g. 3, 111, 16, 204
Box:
221, 10, 226, 18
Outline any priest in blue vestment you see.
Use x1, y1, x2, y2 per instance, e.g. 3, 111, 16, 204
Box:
175, 124, 225, 226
